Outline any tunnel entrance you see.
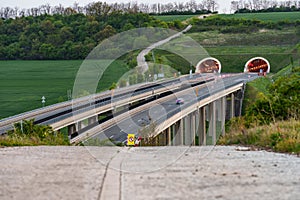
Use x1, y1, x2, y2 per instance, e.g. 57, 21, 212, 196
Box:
195, 57, 222, 73
244, 57, 270, 73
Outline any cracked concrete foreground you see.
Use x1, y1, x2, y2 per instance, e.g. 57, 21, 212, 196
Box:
0, 146, 299, 200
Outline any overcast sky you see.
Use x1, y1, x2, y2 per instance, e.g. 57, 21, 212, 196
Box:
0, 0, 233, 13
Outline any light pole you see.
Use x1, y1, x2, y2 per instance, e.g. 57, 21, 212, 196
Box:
41, 96, 46, 107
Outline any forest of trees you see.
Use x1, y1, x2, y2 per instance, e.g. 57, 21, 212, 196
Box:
0, 4, 184, 60
0, 0, 219, 19
231, 0, 300, 13
0, 1, 221, 60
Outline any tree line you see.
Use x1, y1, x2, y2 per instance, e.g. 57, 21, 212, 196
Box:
0, 1, 221, 60
231, 0, 300, 13
0, 0, 218, 19
0, 8, 185, 60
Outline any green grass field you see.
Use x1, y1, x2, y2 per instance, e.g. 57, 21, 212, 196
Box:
0, 60, 129, 119
154, 15, 198, 22
219, 12, 300, 22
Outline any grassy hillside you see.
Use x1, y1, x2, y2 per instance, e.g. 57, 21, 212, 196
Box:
219, 12, 300, 22
153, 15, 198, 22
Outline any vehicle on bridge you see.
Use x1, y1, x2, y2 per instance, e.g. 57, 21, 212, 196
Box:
176, 98, 184, 104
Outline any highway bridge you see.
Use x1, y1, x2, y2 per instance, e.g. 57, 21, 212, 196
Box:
0, 72, 258, 146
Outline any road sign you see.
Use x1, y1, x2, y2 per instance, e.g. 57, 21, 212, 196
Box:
127, 134, 135, 146
41, 96, 46, 107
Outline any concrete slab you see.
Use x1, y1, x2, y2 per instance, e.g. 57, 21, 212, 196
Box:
0, 146, 299, 200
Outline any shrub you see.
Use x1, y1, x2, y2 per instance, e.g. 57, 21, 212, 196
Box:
219, 119, 300, 154
245, 69, 300, 126
0, 119, 69, 146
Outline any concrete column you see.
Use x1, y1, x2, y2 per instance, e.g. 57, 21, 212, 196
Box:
75, 121, 82, 132
158, 131, 166, 146
174, 119, 184, 146
88, 115, 98, 125
231, 93, 235, 119
184, 116, 191, 146
180, 119, 184, 145
198, 107, 206, 146
171, 124, 176, 146
195, 110, 199, 145
190, 112, 196, 146
221, 97, 226, 136
163, 130, 167, 146
167, 127, 172, 146
156, 134, 160, 146
208, 101, 216, 145
68, 124, 76, 136
81, 119, 88, 129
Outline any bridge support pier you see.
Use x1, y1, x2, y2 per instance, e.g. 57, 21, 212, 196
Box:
208, 101, 216, 145
171, 124, 175, 146
191, 112, 196, 146
221, 97, 226, 136
167, 127, 171, 146
88, 116, 98, 125
183, 113, 196, 146
76, 121, 82, 132
174, 119, 183, 146
68, 124, 76, 137
231, 93, 235, 119
184, 116, 191, 146
198, 106, 206, 146
158, 130, 167, 146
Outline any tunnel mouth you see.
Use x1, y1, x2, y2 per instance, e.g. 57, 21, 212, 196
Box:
196, 57, 222, 74
244, 57, 270, 73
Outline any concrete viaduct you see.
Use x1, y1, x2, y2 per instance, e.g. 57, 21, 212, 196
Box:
0, 73, 256, 146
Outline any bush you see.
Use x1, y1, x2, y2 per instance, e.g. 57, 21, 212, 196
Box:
219, 119, 300, 154
0, 119, 69, 146
245, 69, 300, 126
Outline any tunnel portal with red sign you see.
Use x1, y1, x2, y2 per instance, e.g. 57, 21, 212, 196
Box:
244, 57, 270, 73
195, 57, 221, 73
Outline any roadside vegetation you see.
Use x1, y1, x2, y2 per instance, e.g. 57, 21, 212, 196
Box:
0, 119, 69, 146
219, 66, 300, 154
219, 118, 300, 154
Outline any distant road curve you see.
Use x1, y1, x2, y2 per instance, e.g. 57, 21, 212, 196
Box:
137, 25, 193, 73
